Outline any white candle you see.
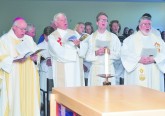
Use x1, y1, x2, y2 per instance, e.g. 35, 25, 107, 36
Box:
104, 48, 109, 75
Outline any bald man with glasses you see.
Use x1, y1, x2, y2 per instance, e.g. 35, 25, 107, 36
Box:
0, 17, 40, 116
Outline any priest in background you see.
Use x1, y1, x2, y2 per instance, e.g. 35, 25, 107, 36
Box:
85, 12, 121, 86
48, 13, 86, 88
0, 17, 40, 116
25, 23, 36, 39
121, 15, 165, 92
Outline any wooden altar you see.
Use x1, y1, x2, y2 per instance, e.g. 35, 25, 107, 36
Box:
50, 85, 165, 116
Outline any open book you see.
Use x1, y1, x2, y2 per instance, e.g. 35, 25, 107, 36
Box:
14, 38, 45, 61
141, 48, 157, 57
14, 48, 44, 61
95, 39, 110, 48
68, 35, 77, 41
79, 34, 89, 41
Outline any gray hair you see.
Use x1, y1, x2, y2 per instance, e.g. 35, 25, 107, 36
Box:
53, 12, 67, 22
26, 23, 35, 32
13, 21, 18, 27
138, 16, 152, 25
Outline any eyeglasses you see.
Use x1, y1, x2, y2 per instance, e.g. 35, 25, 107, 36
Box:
15, 26, 27, 31
141, 23, 151, 26
99, 19, 108, 22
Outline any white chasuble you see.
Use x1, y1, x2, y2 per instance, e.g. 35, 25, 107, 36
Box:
85, 30, 121, 86
121, 31, 165, 91
0, 29, 40, 116
48, 28, 84, 87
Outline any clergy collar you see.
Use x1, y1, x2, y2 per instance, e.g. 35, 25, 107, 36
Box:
44, 40, 48, 44
57, 28, 67, 33
96, 30, 108, 35
9, 29, 24, 41
57, 28, 67, 38
75, 31, 81, 36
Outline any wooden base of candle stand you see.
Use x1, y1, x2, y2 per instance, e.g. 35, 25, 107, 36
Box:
97, 74, 113, 86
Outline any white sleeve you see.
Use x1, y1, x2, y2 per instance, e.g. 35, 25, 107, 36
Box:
77, 41, 88, 58
1, 56, 13, 73
0, 37, 13, 73
85, 35, 97, 62
121, 36, 141, 72
109, 34, 121, 60
48, 35, 77, 62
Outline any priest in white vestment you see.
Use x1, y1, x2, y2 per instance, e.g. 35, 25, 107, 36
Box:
38, 26, 54, 91
121, 16, 165, 92
85, 12, 121, 86
74, 22, 91, 86
48, 13, 85, 87
0, 18, 40, 116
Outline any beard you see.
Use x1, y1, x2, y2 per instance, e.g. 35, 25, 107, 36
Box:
141, 29, 151, 36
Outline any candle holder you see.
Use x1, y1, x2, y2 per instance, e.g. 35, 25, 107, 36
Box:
97, 74, 113, 86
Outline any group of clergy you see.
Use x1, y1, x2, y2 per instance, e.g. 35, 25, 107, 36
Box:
0, 11, 165, 116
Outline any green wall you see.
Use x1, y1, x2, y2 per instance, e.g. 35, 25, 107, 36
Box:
0, 1, 165, 42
